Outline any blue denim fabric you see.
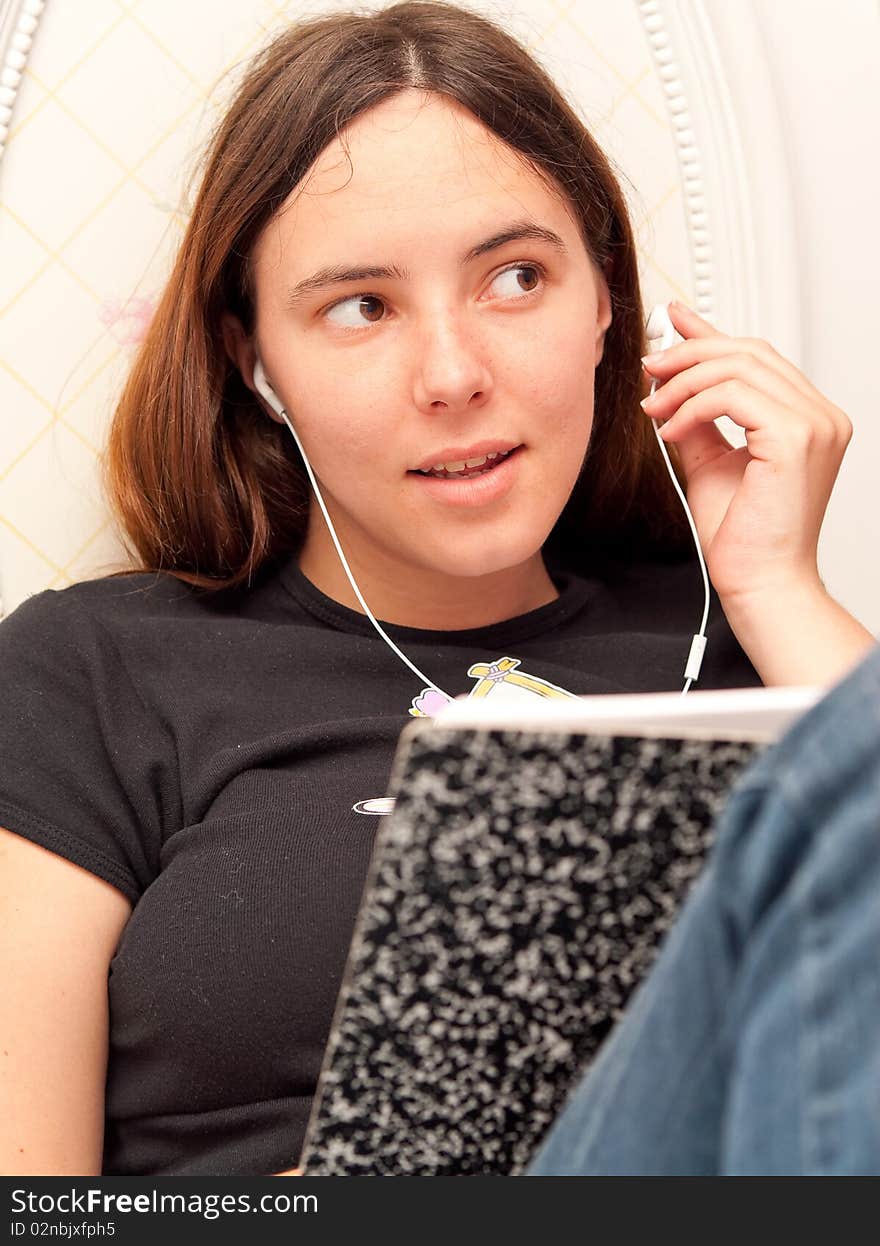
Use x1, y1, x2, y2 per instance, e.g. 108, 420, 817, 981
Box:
527, 643, 880, 1176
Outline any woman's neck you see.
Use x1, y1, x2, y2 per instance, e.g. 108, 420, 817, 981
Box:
297, 537, 560, 631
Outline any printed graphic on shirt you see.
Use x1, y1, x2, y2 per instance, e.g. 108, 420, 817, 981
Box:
352, 656, 577, 815
352, 797, 397, 816
408, 656, 576, 717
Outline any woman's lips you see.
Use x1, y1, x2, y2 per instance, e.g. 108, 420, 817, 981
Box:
407, 445, 523, 507
410, 439, 521, 474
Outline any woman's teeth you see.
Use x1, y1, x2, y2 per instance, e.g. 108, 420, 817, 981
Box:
421, 450, 510, 478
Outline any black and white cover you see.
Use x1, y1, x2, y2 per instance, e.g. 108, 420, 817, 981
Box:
300, 717, 775, 1174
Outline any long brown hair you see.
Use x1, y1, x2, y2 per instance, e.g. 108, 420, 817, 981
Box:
99, 0, 691, 593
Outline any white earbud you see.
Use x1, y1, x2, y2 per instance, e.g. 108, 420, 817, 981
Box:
645, 303, 677, 353
643, 302, 709, 691
252, 358, 286, 417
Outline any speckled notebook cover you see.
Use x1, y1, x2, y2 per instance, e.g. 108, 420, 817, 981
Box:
300, 723, 759, 1175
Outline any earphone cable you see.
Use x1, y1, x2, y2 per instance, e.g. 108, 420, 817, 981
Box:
648, 375, 711, 695
277, 408, 452, 699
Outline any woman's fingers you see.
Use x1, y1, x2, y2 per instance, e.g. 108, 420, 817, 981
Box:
647, 302, 849, 424
645, 336, 829, 409
641, 354, 808, 424
651, 380, 804, 452
641, 310, 852, 464
654, 418, 736, 481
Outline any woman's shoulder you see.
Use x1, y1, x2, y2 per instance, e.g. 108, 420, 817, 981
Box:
2, 569, 221, 636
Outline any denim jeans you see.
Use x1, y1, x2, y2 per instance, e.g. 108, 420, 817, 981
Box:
527, 643, 880, 1176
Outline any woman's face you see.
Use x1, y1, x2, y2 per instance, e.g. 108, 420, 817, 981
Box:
231, 89, 612, 624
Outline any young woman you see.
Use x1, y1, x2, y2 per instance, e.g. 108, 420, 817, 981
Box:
0, 1, 873, 1177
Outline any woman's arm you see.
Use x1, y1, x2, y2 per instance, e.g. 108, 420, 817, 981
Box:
719, 578, 875, 687
0, 827, 132, 1175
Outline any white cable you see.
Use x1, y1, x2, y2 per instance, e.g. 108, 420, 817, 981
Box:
648, 372, 710, 695
276, 406, 452, 699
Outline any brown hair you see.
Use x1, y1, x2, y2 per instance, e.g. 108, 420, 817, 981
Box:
99, 0, 691, 593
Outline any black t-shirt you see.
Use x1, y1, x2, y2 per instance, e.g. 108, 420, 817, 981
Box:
0, 553, 760, 1175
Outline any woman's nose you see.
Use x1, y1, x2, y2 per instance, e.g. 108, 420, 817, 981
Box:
412, 310, 494, 414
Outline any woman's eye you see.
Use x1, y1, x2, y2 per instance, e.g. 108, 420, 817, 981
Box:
488, 263, 544, 300
324, 294, 387, 330
322, 263, 545, 330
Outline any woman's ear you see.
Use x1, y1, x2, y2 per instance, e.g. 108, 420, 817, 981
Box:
594, 267, 613, 366
220, 314, 287, 425
220, 313, 257, 390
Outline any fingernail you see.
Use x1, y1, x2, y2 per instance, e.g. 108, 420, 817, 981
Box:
640, 395, 657, 410
641, 352, 665, 369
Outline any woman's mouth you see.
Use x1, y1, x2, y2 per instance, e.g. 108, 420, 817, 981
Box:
411, 447, 517, 479
407, 445, 524, 506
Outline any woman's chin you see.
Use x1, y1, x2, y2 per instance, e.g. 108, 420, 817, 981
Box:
415, 544, 549, 584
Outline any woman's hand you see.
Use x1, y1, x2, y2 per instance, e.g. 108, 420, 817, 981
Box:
640, 303, 874, 686
640, 301, 853, 608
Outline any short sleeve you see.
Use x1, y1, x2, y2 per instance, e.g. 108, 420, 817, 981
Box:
0, 589, 178, 902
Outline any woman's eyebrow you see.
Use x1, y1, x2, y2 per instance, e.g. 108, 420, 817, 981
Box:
284, 219, 568, 307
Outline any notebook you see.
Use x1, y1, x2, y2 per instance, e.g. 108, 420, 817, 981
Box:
299, 684, 821, 1176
